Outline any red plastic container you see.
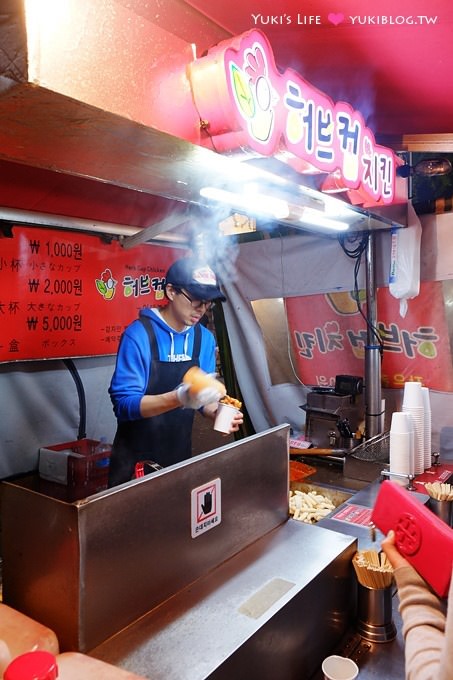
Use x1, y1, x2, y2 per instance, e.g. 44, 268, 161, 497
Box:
4, 651, 147, 679
39, 438, 111, 497
4, 650, 58, 680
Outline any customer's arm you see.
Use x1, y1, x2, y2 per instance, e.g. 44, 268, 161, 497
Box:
382, 531, 452, 680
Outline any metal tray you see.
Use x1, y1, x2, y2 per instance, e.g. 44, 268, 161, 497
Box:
290, 481, 352, 511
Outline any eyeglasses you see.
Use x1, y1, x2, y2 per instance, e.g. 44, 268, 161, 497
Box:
178, 289, 212, 310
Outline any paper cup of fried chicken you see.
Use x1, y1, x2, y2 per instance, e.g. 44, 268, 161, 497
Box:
214, 395, 242, 433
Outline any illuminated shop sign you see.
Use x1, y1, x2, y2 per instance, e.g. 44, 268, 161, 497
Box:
189, 30, 396, 205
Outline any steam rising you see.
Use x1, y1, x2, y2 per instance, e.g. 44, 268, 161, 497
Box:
186, 207, 240, 288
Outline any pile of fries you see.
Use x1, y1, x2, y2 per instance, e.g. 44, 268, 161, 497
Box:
289, 489, 335, 523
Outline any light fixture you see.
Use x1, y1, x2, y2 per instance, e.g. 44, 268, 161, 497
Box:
200, 186, 290, 219
200, 185, 351, 232
414, 158, 452, 176
299, 208, 349, 231
200, 160, 402, 236
397, 158, 452, 178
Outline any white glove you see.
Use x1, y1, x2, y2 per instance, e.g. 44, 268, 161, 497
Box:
176, 383, 223, 410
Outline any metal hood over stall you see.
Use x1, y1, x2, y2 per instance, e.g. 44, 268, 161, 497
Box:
0, 0, 414, 443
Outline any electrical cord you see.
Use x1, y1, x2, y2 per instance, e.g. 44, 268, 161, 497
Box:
63, 358, 87, 440
338, 233, 384, 356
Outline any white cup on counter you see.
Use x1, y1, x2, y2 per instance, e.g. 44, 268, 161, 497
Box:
402, 381, 425, 474
421, 386, 432, 469
322, 654, 359, 680
402, 381, 423, 409
389, 411, 414, 485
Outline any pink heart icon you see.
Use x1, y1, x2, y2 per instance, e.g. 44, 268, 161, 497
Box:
328, 12, 345, 26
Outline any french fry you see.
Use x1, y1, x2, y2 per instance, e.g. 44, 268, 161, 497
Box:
220, 395, 242, 409
289, 490, 335, 524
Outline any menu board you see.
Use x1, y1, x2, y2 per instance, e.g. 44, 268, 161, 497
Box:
0, 227, 181, 362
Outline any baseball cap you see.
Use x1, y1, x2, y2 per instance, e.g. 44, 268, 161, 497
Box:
165, 257, 226, 302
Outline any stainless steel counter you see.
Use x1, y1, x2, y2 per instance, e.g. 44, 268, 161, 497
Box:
91, 520, 357, 680
292, 454, 372, 494
89, 461, 411, 679
3, 434, 426, 679
302, 462, 428, 552
2, 426, 357, 679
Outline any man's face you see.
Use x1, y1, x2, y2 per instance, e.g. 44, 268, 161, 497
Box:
166, 285, 211, 329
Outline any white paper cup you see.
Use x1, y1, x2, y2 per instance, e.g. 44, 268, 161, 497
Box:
322, 655, 359, 680
422, 387, 432, 468
213, 402, 238, 434
389, 430, 414, 484
389, 411, 414, 483
390, 411, 412, 434
402, 409, 425, 474
402, 381, 423, 409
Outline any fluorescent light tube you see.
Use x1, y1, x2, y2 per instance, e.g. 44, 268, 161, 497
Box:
300, 208, 349, 231
200, 187, 289, 219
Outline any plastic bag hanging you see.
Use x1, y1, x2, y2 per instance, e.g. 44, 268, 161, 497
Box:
388, 201, 422, 318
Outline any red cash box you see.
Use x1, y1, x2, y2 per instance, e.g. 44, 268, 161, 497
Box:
38, 438, 111, 496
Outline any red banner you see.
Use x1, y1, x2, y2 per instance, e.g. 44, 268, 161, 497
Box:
0, 227, 181, 362
286, 281, 453, 391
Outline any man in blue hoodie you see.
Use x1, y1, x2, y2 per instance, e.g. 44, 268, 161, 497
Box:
108, 256, 243, 486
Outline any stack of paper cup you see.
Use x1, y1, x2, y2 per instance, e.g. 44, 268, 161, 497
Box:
389, 412, 414, 485
402, 381, 425, 475
421, 386, 432, 469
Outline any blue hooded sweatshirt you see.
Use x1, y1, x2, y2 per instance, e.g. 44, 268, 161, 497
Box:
109, 307, 216, 422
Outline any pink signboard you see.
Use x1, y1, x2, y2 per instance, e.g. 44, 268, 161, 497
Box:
190, 29, 397, 205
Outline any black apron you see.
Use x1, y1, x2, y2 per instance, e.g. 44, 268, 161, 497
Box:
108, 318, 201, 486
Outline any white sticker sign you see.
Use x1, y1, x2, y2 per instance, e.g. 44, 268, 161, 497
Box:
191, 478, 221, 538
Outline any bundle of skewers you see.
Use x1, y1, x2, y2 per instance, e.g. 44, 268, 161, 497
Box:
352, 549, 394, 589
424, 481, 453, 501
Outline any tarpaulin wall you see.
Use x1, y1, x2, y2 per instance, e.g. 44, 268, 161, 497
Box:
0, 230, 182, 478
222, 212, 453, 455
1, 213, 452, 478
0, 356, 117, 477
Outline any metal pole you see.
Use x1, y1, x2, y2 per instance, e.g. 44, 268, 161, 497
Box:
365, 232, 382, 438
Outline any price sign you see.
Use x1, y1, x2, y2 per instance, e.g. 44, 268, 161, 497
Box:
0, 227, 181, 362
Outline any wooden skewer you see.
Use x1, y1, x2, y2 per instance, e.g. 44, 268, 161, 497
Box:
425, 481, 453, 501
353, 550, 394, 589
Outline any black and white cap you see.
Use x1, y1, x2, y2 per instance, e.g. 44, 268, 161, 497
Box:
165, 257, 226, 301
